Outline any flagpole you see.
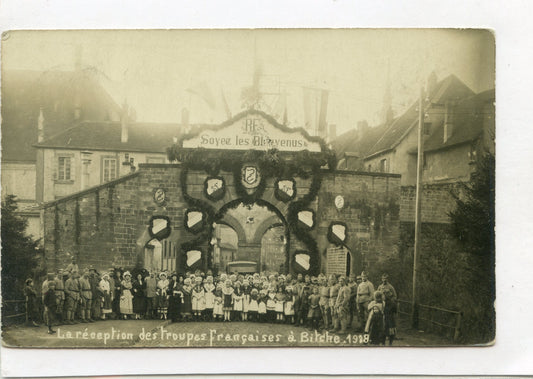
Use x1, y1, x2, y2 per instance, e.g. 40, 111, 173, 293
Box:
412, 85, 425, 329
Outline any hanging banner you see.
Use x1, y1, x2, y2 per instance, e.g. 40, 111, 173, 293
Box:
182, 114, 321, 153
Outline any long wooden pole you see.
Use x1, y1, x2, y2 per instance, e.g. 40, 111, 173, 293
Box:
412, 86, 425, 329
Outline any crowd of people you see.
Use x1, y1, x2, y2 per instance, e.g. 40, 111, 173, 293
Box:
25, 257, 398, 345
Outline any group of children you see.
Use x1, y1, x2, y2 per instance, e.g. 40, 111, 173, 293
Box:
153, 271, 309, 324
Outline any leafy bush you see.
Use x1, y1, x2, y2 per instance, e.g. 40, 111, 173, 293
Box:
1, 195, 42, 300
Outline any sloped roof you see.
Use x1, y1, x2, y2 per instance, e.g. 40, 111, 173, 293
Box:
422, 89, 495, 153
332, 74, 475, 159
332, 122, 389, 158
34, 121, 187, 153
1, 69, 122, 163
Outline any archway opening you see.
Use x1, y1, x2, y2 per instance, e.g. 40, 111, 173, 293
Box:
214, 199, 289, 274
144, 237, 178, 273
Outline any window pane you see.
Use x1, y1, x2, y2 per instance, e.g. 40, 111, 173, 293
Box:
58, 158, 64, 180
103, 158, 117, 182
58, 157, 71, 180
65, 158, 71, 180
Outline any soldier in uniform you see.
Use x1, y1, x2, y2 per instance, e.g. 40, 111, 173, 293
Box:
65, 256, 79, 276
79, 270, 94, 322
41, 273, 55, 326
54, 269, 65, 324
327, 275, 340, 332
356, 271, 375, 331
89, 268, 101, 321
64, 272, 81, 324
347, 273, 358, 330
334, 276, 352, 334
318, 275, 330, 330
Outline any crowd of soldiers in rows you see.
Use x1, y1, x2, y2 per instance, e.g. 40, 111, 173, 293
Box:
24, 257, 398, 345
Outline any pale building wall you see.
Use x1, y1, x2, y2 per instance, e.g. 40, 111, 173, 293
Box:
424, 144, 473, 183
39, 148, 168, 202
1, 163, 36, 201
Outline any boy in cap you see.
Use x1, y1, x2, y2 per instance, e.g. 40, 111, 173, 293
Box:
43, 281, 58, 334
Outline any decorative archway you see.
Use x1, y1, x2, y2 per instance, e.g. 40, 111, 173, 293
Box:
170, 109, 336, 275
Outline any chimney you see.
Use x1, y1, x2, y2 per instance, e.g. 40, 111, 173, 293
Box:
37, 107, 45, 143
121, 102, 129, 143
444, 100, 454, 143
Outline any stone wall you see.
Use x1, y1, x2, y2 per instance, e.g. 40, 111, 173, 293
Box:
43, 165, 190, 273
400, 182, 463, 224
317, 170, 402, 275
43, 164, 403, 275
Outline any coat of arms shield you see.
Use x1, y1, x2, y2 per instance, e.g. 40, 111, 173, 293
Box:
241, 164, 261, 189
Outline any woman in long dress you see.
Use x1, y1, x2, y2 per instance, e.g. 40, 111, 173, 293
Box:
99, 274, 112, 319
119, 272, 134, 319
167, 274, 183, 322
112, 271, 122, 319
132, 273, 146, 319
23, 279, 40, 326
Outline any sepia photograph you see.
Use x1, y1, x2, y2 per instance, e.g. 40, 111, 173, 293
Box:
1, 29, 495, 350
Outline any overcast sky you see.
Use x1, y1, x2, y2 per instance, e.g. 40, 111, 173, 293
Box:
2, 29, 494, 135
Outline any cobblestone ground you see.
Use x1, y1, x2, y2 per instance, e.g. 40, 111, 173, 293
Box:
2, 317, 453, 348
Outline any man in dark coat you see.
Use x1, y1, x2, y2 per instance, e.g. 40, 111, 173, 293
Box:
43, 281, 58, 334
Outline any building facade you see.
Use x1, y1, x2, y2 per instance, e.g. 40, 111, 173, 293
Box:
34, 120, 181, 202
333, 74, 495, 225
1, 68, 122, 237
